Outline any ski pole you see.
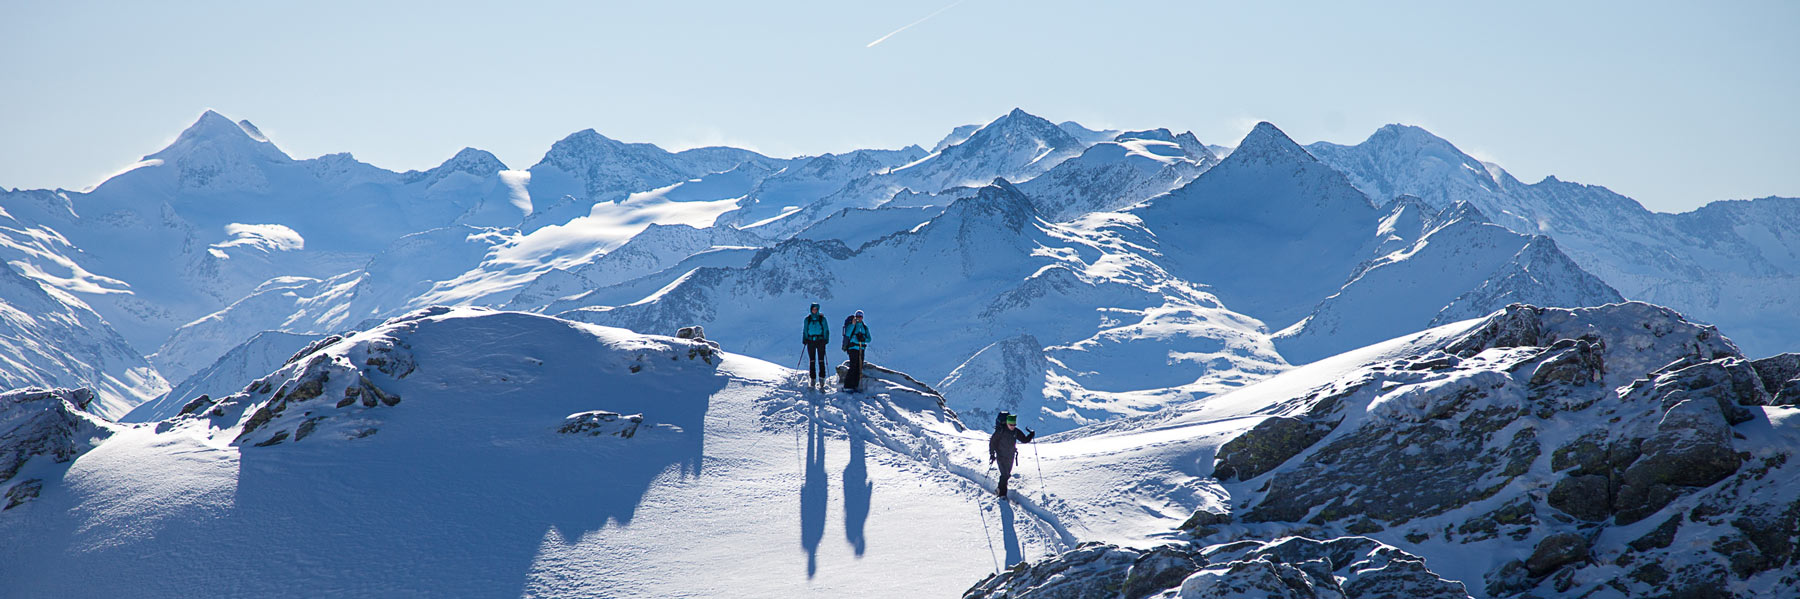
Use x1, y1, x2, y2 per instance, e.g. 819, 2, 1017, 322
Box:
1032, 421, 1048, 501
978, 462, 1000, 573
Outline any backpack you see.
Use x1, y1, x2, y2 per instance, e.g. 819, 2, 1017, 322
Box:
995, 411, 1012, 430
841, 314, 856, 351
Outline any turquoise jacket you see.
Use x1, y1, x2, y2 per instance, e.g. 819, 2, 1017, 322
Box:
844, 320, 871, 351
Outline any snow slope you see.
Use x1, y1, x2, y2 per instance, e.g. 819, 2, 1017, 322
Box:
1275, 201, 1624, 363
1018, 129, 1218, 222
0, 261, 165, 419
0, 308, 1072, 597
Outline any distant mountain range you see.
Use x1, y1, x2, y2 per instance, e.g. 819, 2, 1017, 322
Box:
0, 108, 1792, 428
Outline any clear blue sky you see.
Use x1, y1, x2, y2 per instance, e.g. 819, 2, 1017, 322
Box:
2, 1, 1794, 212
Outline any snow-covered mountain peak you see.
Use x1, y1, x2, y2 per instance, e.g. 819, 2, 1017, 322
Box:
939, 108, 1085, 168
146, 109, 290, 164
529, 128, 694, 201
1226, 121, 1317, 167
405, 147, 508, 186
1426, 200, 1493, 232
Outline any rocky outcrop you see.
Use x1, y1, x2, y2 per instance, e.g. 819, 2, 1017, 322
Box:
963, 536, 1468, 599
1182, 303, 1796, 597
557, 411, 670, 438
1, 388, 116, 510
1751, 353, 1800, 405
201, 331, 415, 447
676, 325, 719, 363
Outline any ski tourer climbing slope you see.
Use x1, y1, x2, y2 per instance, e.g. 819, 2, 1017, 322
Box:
802, 303, 830, 388
987, 412, 1035, 497
843, 310, 871, 391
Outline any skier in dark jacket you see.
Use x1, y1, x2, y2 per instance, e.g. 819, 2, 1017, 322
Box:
842, 310, 871, 392
988, 413, 1036, 497
802, 303, 831, 388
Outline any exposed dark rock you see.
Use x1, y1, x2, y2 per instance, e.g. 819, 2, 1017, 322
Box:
1119, 545, 1203, 599
962, 542, 1137, 599
1615, 395, 1744, 524
253, 430, 290, 447
177, 394, 215, 416
1548, 474, 1611, 522
285, 334, 345, 365
559, 411, 645, 438
1529, 338, 1605, 388
4, 478, 43, 510
294, 417, 327, 442
965, 537, 1466, 599
1486, 559, 1532, 596
2, 389, 117, 488
1525, 532, 1589, 577
1178, 508, 1231, 535
1628, 514, 1682, 552
1211, 416, 1331, 481
1749, 353, 1800, 403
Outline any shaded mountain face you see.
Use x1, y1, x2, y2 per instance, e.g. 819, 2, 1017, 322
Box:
1129, 122, 1381, 330
1309, 125, 1800, 357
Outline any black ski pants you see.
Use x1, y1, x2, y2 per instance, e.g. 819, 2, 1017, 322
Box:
805, 340, 828, 380
997, 454, 1015, 495
845, 348, 865, 391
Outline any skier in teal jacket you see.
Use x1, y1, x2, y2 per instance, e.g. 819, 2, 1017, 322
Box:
843, 310, 871, 391
802, 303, 830, 388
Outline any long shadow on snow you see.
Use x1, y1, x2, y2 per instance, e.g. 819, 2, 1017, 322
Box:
843, 425, 871, 556
999, 501, 1025, 567
801, 400, 828, 577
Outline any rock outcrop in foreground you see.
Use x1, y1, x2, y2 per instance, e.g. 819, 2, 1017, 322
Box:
967, 303, 1800, 598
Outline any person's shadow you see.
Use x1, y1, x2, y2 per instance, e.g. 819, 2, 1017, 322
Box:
800, 402, 828, 577
843, 428, 871, 556
999, 501, 1024, 566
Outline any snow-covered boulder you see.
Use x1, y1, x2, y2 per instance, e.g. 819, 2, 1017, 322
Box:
1, 388, 116, 510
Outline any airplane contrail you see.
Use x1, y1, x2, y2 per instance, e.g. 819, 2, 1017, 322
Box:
866, 1, 964, 48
